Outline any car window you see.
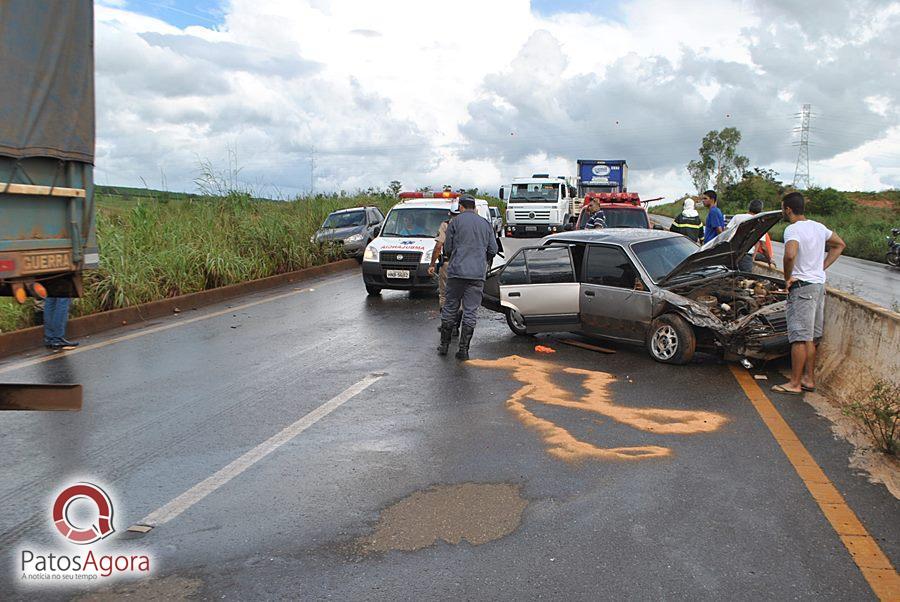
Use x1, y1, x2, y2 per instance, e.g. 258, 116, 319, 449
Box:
500, 252, 528, 285
322, 210, 365, 229
584, 245, 639, 289
524, 247, 574, 284
601, 208, 649, 228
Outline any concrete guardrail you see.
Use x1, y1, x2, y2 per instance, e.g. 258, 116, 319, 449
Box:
752, 261, 900, 401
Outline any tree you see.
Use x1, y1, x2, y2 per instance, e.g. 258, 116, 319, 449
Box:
723, 168, 784, 213
687, 158, 713, 194
388, 180, 402, 196
686, 128, 750, 197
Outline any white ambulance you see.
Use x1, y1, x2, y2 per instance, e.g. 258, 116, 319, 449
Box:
361, 192, 492, 295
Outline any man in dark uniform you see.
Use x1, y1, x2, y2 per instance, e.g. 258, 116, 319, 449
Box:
438, 195, 498, 360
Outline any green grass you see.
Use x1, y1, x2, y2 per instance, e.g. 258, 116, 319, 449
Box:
0, 191, 397, 334
651, 201, 897, 264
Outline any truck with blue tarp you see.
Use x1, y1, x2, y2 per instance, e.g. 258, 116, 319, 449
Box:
576, 159, 628, 196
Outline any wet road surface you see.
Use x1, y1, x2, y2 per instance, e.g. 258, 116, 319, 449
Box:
650, 214, 900, 310
1, 267, 897, 600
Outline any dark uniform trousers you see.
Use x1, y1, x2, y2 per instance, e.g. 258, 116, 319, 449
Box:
441, 278, 483, 328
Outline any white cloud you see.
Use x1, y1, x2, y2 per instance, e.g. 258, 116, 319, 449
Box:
93, 0, 900, 200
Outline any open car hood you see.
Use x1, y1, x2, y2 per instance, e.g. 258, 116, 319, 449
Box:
658, 211, 782, 285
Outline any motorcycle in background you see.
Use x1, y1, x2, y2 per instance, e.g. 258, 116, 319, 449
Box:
887, 228, 900, 267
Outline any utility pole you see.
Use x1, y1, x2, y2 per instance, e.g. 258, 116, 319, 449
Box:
309, 145, 316, 196
792, 104, 811, 189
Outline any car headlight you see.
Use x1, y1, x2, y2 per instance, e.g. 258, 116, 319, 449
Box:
363, 245, 378, 262
345, 233, 364, 243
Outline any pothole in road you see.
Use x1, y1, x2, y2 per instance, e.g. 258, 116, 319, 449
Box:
357, 482, 528, 554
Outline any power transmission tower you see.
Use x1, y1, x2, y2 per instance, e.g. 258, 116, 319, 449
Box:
309, 146, 316, 196
792, 104, 811, 189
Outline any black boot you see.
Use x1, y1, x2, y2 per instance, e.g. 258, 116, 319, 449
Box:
455, 324, 474, 360
437, 321, 454, 356
451, 311, 462, 338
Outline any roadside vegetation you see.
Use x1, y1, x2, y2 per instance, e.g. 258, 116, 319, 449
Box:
842, 379, 900, 456
0, 188, 396, 333
671, 127, 899, 264
652, 178, 898, 264
0, 182, 504, 334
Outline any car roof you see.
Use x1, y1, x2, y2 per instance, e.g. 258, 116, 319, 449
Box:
392, 198, 489, 209
329, 206, 370, 214
544, 228, 679, 245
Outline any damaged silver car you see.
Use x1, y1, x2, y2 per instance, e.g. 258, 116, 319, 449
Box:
481, 211, 789, 364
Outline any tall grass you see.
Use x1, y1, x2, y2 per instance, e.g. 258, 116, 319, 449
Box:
0, 192, 396, 333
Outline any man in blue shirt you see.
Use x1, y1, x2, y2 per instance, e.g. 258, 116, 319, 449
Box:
701, 189, 725, 244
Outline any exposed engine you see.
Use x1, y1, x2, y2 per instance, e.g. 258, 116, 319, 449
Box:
685, 277, 786, 321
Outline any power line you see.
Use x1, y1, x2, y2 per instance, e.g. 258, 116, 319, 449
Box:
793, 104, 811, 188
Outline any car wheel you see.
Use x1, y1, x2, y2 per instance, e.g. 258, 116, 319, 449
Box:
365, 285, 382, 296
505, 308, 529, 336
647, 314, 695, 364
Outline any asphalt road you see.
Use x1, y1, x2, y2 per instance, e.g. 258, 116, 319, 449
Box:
649, 214, 900, 310
1, 267, 897, 600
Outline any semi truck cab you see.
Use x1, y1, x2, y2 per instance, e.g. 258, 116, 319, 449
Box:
501, 175, 576, 238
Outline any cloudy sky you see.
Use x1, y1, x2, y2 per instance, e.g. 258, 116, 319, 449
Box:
94, 0, 900, 200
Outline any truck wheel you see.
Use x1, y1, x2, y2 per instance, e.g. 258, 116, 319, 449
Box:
647, 314, 695, 364
365, 285, 382, 296
506, 308, 529, 336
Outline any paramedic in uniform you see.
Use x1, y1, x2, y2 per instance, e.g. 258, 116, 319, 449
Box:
437, 195, 497, 360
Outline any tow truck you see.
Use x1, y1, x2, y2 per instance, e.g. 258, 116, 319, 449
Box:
570, 192, 662, 230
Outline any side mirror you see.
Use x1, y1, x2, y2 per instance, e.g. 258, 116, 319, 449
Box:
373, 226, 381, 237
499, 188, 505, 200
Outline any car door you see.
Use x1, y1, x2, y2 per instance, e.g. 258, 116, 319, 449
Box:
367, 208, 382, 238
580, 244, 652, 342
496, 246, 580, 333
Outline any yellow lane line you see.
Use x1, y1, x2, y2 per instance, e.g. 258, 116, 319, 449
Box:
729, 366, 900, 601
0, 274, 356, 376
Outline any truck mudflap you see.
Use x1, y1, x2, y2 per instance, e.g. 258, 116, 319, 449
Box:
0, 384, 82, 411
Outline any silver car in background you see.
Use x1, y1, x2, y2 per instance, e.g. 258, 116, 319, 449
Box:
481, 212, 789, 364
312, 206, 384, 260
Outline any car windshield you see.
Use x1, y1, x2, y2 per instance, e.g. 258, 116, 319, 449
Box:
510, 183, 559, 202
380, 208, 449, 237
631, 236, 699, 282
321, 210, 365, 229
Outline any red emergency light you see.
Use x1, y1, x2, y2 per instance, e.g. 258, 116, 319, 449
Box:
398, 191, 460, 199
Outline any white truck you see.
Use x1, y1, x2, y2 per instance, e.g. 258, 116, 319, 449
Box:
499, 174, 577, 238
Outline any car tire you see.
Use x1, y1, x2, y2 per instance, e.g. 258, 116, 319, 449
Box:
647, 314, 696, 365
365, 285, 382, 296
505, 308, 529, 336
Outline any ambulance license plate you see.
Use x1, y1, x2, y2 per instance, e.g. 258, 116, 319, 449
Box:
386, 269, 410, 279
525, 226, 537, 232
